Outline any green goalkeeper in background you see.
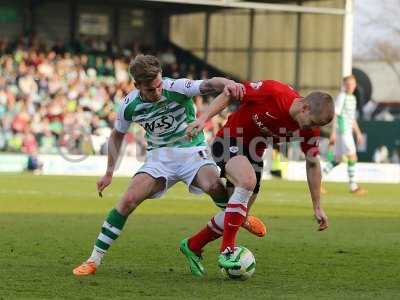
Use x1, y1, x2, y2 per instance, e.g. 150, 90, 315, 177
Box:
322, 75, 367, 195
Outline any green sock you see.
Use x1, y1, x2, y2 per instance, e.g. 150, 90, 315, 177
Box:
90, 208, 127, 265
347, 160, 357, 190
326, 150, 334, 162
323, 159, 339, 175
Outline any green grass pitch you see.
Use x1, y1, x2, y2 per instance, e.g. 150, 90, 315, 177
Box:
0, 173, 399, 299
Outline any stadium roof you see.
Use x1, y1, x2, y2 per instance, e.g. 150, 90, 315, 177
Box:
141, 0, 346, 15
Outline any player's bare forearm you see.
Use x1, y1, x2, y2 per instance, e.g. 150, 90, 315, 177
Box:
352, 120, 362, 136
202, 93, 231, 121
306, 158, 322, 208
199, 77, 245, 100
199, 77, 234, 95
306, 158, 329, 231
106, 129, 125, 176
186, 93, 231, 139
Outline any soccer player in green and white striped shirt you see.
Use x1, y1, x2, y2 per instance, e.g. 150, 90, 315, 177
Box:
72, 55, 265, 277
323, 75, 366, 194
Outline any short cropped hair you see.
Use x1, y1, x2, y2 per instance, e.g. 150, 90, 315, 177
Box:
343, 74, 356, 82
129, 54, 162, 83
305, 91, 335, 125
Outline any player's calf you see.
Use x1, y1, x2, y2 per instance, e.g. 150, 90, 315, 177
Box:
117, 190, 144, 216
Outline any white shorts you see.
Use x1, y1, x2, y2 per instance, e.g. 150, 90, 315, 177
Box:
334, 132, 356, 157
136, 146, 216, 198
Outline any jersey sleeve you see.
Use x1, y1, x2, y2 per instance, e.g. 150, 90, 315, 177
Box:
242, 80, 297, 104
335, 92, 346, 116
300, 128, 320, 158
163, 78, 203, 98
114, 96, 132, 133
242, 81, 268, 104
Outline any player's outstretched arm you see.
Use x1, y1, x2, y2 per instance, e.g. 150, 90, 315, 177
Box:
199, 77, 245, 101
305, 157, 329, 231
186, 93, 231, 139
97, 129, 125, 196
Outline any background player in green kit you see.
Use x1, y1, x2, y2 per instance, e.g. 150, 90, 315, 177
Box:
323, 75, 367, 195
73, 55, 264, 276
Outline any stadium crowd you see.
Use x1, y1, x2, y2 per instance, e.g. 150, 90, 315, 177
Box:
1, 35, 398, 165
0, 35, 227, 160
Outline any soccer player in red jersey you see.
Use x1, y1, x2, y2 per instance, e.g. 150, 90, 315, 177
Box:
181, 80, 335, 271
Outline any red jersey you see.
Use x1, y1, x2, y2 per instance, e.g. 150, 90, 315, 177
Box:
216, 80, 320, 157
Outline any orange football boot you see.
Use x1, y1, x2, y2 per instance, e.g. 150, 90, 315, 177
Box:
242, 215, 267, 237
73, 261, 97, 276
351, 187, 368, 196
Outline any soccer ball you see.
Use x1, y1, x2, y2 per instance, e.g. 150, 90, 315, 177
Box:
220, 246, 256, 280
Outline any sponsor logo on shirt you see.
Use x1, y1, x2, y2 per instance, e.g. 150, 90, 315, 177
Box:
143, 115, 176, 134
253, 114, 268, 130
252, 114, 303, 143
252, 114, 275, 137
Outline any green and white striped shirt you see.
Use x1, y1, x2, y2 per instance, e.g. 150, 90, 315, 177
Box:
115, 78, 206, 151
335, 92, 357, 135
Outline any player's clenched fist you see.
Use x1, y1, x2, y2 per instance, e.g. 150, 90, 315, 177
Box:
186, 116, 207, 140
223, 81, 245, 101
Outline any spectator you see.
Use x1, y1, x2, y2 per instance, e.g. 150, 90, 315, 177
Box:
27, 152, 43, 173
159, 46, 177, 66
39, 130, 57, 154
373, 144, 390, 163
391, 145, 400, 164
22, 130, 38, 154
0, 34, 219, 159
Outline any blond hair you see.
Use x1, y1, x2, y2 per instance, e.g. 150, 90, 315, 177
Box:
343, 75, 356, 83
129, 54, 161, 83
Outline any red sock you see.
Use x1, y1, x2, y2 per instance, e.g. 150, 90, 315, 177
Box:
220, 211, 245, 252
188, 226, 221, 255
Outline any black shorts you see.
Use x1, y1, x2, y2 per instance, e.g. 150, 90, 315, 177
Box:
211, 137, 264, 194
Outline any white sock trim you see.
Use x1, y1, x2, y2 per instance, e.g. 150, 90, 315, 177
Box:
98, 233, 113, 245
207, 220, 223, 235
213, 211, 225, 229
226, 207, 247, 217
103, 221, 122, 235
89, 247, 106, 266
